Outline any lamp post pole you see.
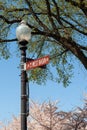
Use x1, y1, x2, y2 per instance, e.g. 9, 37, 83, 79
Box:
16, 20, 31, 130
19, 40, 28, 130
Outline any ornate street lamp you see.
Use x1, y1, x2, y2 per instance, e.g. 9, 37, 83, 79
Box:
16, 20, 31, 130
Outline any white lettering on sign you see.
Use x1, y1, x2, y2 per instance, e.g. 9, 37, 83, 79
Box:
25, 55, 49, 71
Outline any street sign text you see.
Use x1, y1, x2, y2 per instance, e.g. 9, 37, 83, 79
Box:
25, 55, 49, 71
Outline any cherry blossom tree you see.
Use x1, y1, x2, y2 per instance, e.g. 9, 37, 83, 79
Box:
62, 96, 87, 130
0, 99, 87, 130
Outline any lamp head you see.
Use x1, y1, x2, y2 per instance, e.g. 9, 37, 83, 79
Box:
16, 20, 31, 42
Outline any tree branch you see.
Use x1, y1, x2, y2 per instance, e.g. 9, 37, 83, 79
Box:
58, 37, 87, 69
50, 49, 68, 60
60, 17, 87, 36
6, 8, 29, 12
0, 38, 17, 43
45, 0, 57, 32
65, 0, 87, 16
0, 15, 21, 24
52, 0, 63, 26
30, 114, 50, 130
78, 44, 87, 51
25, 0, 50, 32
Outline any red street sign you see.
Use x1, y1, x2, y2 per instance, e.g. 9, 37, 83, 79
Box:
25, 55, 50, 71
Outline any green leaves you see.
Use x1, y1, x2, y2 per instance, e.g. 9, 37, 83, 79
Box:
0, 0, 87, 86
0, 43, 10, 59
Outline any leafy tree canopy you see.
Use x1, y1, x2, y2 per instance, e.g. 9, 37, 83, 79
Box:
0, 0, 87, 86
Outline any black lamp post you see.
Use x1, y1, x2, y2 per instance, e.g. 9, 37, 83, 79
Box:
16, 20, 31, 130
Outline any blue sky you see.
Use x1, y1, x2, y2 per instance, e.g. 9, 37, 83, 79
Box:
0, 49, 87, 123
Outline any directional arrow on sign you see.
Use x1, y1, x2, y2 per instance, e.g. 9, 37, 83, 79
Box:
24, 55, 50, 71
